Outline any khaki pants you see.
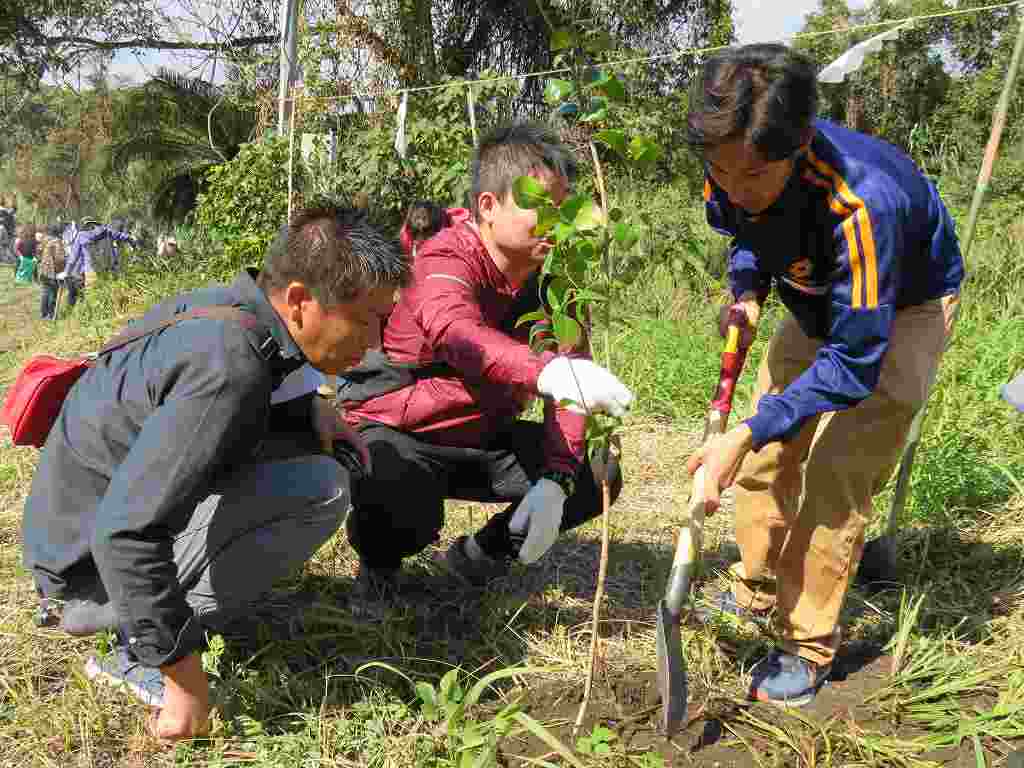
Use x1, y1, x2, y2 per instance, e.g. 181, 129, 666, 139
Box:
731, 296, 957, 665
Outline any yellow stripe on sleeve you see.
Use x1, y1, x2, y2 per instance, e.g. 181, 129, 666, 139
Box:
703, 179, 711, 202
806, 149, 879, 309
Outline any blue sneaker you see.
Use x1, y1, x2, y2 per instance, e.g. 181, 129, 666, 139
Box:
749, 650, 830, 707
85, 644, 164, 707
694, 589, 771, 627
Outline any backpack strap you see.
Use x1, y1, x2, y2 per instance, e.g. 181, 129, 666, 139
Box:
97, 305, 279, 361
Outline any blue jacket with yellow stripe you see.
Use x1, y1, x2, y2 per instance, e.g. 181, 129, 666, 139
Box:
705, 119, 964, 450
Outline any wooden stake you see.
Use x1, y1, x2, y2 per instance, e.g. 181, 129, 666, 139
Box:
574, 477, 612, 737
574, 139, 614, 738
960, 15, 1024, 261
466, 86, 478, 148
287, 87, 297, 223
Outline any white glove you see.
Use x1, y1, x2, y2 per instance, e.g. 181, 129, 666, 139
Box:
509, 478, 568, 564
56, 271, 67, 281
537, 357, 633, 417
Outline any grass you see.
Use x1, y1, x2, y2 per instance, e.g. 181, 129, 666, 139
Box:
0, 205, 1021, 767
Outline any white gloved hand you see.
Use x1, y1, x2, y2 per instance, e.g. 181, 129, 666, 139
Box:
56, 271, 67, 281
509, 478, 568, 564
537, 357, 633, 417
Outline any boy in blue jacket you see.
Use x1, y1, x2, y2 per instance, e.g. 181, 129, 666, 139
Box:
685, 44, 963, 706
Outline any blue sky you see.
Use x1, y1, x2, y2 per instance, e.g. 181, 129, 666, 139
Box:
107, 0, 871, 84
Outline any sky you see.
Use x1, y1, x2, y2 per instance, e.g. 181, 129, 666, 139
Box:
105, 0, 872, 85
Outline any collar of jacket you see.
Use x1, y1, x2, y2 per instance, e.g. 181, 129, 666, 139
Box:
233, 268, 306, 363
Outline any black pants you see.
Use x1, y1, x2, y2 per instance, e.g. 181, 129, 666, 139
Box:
39, 276, 57, 319
347, 421, 623, 570
66, 277, 83, 307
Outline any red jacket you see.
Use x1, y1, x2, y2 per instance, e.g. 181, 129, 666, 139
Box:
346, 221, 586, 474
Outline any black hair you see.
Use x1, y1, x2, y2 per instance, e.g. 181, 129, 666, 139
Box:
686, 44, 818, 161
471, 121, 577, 219
258, 204, 411, 306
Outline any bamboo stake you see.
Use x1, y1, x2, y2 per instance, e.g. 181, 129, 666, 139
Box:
574, 140, 613, 738
960, 15, 1024, 260
287, 87, 297, 223
466, 86, 478, 148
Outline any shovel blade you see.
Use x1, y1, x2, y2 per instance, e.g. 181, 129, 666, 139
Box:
655, 599, 687, 737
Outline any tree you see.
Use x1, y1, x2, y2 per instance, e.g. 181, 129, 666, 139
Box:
795, 0, 951, 149
0, 0, 278, 99
106, 69, 258, 222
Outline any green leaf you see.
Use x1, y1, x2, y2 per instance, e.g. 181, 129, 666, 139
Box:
416, 681, 437, 707
512, 175, 548, 209
550, 28, 574, 51
464, 666, 535, 709
533, 205, 560, 237
574, 199, 604, 231
628, 135, 662, 167
608, 207, 624, 222
594, 129, 628, 158
558, 193, 587, 224
516, 309, 549, 328
601, 74, 626, 102
584, 31, 614, 54
580, 97, 609, 124
553, 221, 575, 243
613, 221, 641, 250
553, 314, 582, 348
546, 279, 569, 312
439, 668, 462, 704
544, 78, 574, 105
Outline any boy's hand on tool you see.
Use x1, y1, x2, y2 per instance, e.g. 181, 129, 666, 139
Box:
685, 424, 754, 515
719, 293, 761, 349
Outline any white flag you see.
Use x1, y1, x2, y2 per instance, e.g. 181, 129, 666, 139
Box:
818, 21, 912, 84
394, 91, 409, 158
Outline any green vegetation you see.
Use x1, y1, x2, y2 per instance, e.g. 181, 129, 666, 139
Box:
0, 0, 1023, 765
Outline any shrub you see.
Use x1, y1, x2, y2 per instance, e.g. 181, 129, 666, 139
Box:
193, 136, 295, 279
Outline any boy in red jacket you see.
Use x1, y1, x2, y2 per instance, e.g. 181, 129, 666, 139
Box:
343, 121, 633, 588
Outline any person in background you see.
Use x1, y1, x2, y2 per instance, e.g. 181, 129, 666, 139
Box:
37, 224, 67, 319
0, 202, 16, 267
157, 235, 179, 259
14, 225, 37, 285
59, 218, 137, 307
399, 201, 471, 257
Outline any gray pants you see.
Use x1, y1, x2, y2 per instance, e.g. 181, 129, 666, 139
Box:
44, 446, 351, 634
174, 453, 351, 627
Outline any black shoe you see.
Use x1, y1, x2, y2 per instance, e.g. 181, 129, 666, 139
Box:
437, 536, 510, 587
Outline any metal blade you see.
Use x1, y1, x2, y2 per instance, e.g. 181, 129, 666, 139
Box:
656, 599, 687, 737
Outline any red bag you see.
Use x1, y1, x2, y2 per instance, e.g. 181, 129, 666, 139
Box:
1, 306, 261, 448
1, 355, 92, 447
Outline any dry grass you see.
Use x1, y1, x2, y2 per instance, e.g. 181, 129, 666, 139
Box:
0, 271, 1022, 766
